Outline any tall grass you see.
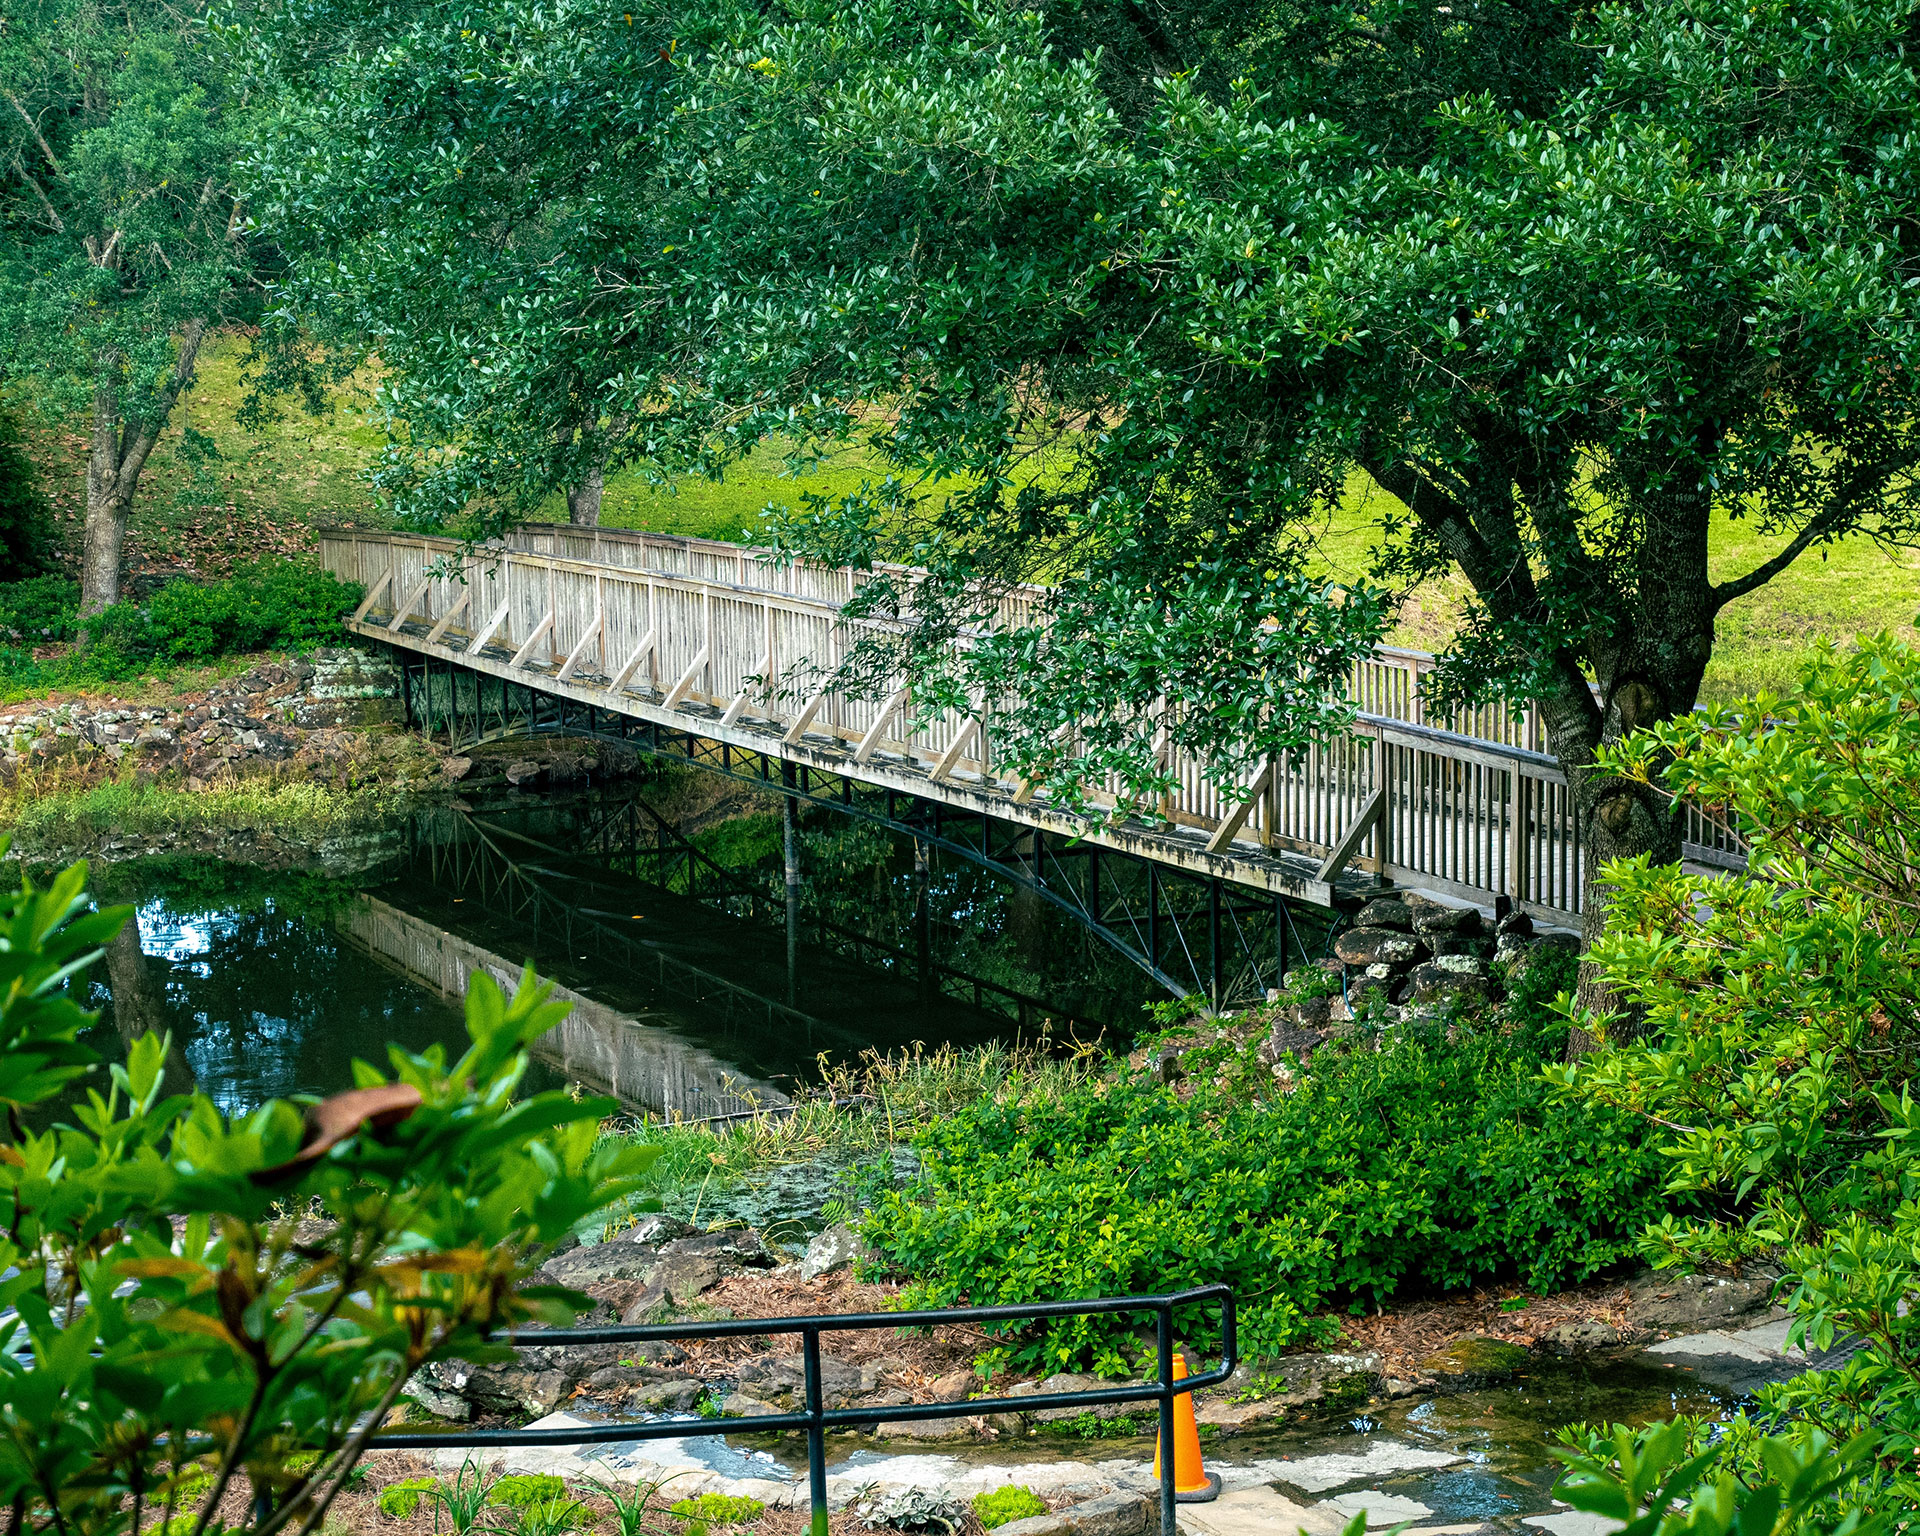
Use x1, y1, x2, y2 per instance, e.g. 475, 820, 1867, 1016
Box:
1, 770, 404, 843
600, 1042, 1098, 1229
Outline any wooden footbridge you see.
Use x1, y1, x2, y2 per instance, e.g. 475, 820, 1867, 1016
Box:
322, 524, 1740, 999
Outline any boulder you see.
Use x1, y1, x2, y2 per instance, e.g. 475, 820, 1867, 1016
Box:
871, 1411, 979, 1442
666, 1227, 777, 1267
994, 1493, 1161, 1536
620, 1252, 726, 1321
1411, 903, 1483, 938
1289, 993, 1334, 1030
1260, 1016, 1327, 1066
1495, 910, 1535, 939
718, 1391, 784, 1419
413, 1339, 623, 1417
737, 1350, 880, 1408
1333, 928, 1424, 969
928, 1369, 977, 1402
1624, 1269, 1785, 1336
1023, 1372, 1148, 1426
1219, 1350, 1384, 1417
581, 1366, 708, 1412
1543, 1321, 1623, 1355
1415, 1336, 1532, 1390
802, 1222, 874, 1281
1408, 959, 1499, 1006
540, 1238, 664, 1290
1354, 897, 1415, 932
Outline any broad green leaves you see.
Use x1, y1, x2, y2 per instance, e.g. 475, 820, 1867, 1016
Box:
0, 856, 658, 1536
1555, 634, 1920, 1521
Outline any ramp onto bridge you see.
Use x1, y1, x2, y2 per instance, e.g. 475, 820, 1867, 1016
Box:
322, 525, 1746, 926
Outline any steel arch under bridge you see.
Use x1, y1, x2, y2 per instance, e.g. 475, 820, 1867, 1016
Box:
391, 649, 1329, 1009
321, 523, 1747, 1005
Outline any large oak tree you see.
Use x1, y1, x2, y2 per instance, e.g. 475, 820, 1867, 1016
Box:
646, 0, 1920, 975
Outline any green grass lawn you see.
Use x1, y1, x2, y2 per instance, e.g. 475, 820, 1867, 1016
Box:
19, 337, 1919, 701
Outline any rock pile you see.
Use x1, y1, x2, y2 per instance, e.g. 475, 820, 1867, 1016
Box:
1258, 892, 1578, 1067
0, 649, 405, 788
0, 645, 648, 809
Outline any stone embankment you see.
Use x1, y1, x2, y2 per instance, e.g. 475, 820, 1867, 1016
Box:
409, 1216, 1797, 1435
0, 648, 409, 787
0, 645, 651, 861
1248, 892, 1575, 1065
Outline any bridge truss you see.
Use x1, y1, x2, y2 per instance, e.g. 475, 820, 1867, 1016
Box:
392, 651, 1333, 1008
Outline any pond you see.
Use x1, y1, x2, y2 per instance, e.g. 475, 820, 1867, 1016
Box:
62, 775, 1156, 1121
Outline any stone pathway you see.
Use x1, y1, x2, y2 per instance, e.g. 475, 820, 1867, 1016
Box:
422, 1313, 1837, 1533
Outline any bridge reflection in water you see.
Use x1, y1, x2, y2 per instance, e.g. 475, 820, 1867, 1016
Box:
344, 791, 1115, 1115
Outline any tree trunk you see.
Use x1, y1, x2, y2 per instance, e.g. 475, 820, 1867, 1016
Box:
104, 911, 195, 1095
566, 467, 604, 526
79, 321, 207, 615
1543, 476, 1718, 1058
81, 384, 135, 614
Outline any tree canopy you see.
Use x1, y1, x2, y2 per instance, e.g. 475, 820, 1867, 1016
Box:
1, 0, 265, 610
243, 0, 1920, 933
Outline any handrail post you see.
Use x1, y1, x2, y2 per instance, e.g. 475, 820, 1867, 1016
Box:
1157, 1304, 1176, 1536
804, 1326, 828, 1536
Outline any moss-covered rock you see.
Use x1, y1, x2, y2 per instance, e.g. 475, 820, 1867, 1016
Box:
1416, 1335, 1532, 1389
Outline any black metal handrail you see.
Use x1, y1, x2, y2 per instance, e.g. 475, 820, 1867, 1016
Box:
378, 1283, 1237, 1536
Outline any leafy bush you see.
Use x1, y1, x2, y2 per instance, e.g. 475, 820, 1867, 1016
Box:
1552, 634, 1920, 1524
0, 560, 359, 695
0, 574, 79, 644
491, 1476, 571, 1511
145, 560, 359, 659
972, 1487, 1048, 1530
868, 1019, 1671, 1369
379, 1477, 441, 1519
0, 850, 659, 1536
0, 411, 53, 582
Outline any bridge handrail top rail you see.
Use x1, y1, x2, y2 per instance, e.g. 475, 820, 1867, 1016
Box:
320, 524, 1464, 668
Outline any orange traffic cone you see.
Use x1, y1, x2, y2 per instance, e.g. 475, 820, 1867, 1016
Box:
1152, 1352, 1221, 1502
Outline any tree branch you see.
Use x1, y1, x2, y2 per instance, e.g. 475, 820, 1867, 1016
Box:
1715, 455, 1909, 610
1711, 512, 1846, 609
114, 318, 207, 489
4, 91, 63, 178
11, 159, 64, 233
1364, 454, 1502, 589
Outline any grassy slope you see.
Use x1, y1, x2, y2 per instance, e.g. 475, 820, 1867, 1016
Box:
19, 337, 1919, 701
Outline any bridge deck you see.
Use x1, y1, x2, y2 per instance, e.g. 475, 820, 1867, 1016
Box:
320, 525, 1743, 921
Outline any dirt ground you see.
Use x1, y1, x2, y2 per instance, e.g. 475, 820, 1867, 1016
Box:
1334, 1275, 1634, 1377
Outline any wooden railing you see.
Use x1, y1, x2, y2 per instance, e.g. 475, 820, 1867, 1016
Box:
321, 524, 1745, 917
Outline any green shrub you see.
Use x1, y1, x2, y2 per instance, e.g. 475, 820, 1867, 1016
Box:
1555, 634, 1920, 1520
0, 412, 53, 582
0, 575, 79, 644
489, 1475, 569, 1510
146, 560, 358, 660
668, 1493, 765, 1527
972, 1488, 1047, 1529
0, 852, 661, 1536
379, 1477, 441, 1519
868, 1021, 1673, 1371
0, 560, 360, 696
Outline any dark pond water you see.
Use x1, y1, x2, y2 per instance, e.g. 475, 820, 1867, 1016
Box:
61, 775, 1154, 1118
